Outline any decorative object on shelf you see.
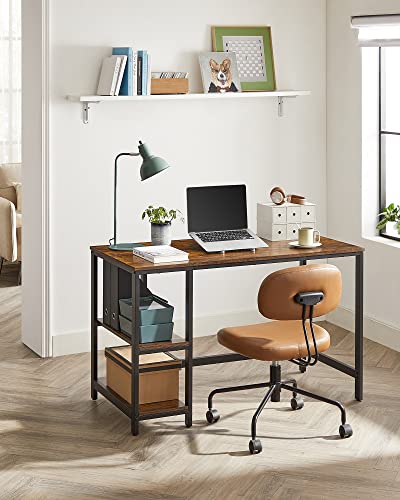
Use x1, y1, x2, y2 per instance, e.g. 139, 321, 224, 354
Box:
151, 78, 189, 95
142, 206, 184, 246
212, 26, 276, 91
199, 52, 241, 94
257, 201, 316, 241
270, 186, 306, 206
376, 203, 400, 235
97, 55, 127, 96
109, 142, 170, 251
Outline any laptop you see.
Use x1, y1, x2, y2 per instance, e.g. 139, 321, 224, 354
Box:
187, 184, 268, 253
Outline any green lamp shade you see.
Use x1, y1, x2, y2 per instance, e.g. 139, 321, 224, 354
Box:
138, 142, 170, 180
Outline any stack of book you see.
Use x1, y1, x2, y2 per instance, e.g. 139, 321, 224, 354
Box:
97, 47, 152, 96
152, 72, 189, 79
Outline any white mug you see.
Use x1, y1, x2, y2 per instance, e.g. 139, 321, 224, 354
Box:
298, 227, 320, 247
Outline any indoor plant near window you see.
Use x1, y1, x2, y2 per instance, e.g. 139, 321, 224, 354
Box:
142, 205, 183, 245
376, 203, 400, 235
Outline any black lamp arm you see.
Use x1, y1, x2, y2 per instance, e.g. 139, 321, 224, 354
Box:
110, 152, 140, 246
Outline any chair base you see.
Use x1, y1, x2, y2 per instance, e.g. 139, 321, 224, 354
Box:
206, 363, 353, 454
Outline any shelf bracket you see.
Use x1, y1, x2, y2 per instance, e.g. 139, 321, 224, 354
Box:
278, 97, 284, 117
82, 101, 100, 124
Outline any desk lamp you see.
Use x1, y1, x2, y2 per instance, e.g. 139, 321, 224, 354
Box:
109, 141, 170, 251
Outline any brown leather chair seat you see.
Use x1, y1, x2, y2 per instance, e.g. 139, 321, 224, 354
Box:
218, 321, 330, 362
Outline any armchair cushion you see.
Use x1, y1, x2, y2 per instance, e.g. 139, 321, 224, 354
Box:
0, 163, 21, 206
0, 196, 17, 262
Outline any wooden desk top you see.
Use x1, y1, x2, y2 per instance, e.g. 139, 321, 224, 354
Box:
91, 237, 364, 274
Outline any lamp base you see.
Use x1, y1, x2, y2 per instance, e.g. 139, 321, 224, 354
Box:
109, 243, 144, 251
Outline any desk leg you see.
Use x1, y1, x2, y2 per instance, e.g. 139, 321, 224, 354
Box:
131, 273, 141, 435
355, 253, 364, 401
185, 270, 194, 428
91, 253, 98, 400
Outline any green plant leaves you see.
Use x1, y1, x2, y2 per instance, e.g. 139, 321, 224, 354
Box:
142, 205, 183, 225
376, 203, 400, 232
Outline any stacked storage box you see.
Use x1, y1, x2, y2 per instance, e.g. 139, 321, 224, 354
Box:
105, 346, 181, 404
118, 287, 174, 343
257, 201, 317, 241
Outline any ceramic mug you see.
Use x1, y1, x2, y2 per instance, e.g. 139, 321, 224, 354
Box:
298, 227, 320, 247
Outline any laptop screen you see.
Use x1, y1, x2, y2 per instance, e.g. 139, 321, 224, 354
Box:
187, 185, 248, 233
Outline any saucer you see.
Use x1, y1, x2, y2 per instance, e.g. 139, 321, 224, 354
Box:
289, 241, 322, 249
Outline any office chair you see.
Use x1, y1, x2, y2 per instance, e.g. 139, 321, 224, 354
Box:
205, 263, 353, 454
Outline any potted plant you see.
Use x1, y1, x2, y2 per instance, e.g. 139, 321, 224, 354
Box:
376, 203, 400, 235
142, 205, 183, 245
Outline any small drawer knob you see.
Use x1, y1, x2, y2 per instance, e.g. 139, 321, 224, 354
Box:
112, 312, 116, 320
104, 308, 109, 316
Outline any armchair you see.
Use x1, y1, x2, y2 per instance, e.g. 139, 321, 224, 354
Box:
0, 163, 22, 276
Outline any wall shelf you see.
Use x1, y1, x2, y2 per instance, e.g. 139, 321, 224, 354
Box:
67, 90, 311, 124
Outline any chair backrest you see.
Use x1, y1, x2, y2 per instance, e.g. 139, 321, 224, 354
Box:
258, 263, 342, 320
0, 163, 21, 205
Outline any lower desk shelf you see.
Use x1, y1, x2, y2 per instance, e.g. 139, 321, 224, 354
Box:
96, 378, 188, 420
97, 319, 190, 354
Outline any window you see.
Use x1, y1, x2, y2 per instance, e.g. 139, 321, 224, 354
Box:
0, 0, 21, 163
379, 47, 400, 240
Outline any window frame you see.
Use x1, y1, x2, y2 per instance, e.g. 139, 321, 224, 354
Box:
379, 46, 400, 242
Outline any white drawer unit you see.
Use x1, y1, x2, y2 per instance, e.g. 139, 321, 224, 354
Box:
257, 201, 317, 241
301, 204, 316, 223
286, 206, 301, 223
271, 225, 287, 240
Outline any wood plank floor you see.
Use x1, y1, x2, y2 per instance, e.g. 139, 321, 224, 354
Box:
1, 267, 400, 499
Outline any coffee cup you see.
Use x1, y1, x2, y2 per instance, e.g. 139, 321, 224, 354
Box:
298, 227, 320, 247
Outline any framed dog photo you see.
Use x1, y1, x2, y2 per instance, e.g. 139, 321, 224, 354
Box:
212, 26, 276, 92
198, 52, 242, 94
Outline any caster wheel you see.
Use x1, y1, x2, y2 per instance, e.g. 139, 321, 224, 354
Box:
206, 408, 220, 424
339, 423, 353, 439
290, 397, 304, 410
249, 439, 262, 454
299, 365, 307, 373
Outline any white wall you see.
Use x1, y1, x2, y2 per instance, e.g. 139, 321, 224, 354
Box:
31, 0, 327, 355
327, 0, 400, 351
21, 0, 49, 357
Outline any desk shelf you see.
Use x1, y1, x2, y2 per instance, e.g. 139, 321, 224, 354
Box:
96, 378, 188, 420
97, 319, 189, 354
67, 90, 311, 123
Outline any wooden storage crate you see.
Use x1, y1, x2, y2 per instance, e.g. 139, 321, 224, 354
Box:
105, 346, 181, 405
151, 78, 189, 95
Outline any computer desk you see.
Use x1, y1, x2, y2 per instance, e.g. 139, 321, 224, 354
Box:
90, 236, 364, 436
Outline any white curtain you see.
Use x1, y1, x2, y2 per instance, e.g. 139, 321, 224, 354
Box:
0, 0, 21, 164
351, 14, 400, 46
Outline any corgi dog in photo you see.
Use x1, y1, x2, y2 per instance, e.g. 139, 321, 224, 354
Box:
208, 58, 239, 93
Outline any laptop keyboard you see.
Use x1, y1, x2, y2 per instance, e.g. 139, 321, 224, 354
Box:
197, 229, 254, 243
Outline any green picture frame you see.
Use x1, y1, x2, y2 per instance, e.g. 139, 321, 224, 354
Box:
212, 26, 276, 92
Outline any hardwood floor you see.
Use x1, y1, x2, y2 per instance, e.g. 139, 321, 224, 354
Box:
1, 269, 400, 499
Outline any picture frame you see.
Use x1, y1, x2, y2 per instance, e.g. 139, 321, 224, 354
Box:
198, 52, 242, 94
212, 26, 276, 92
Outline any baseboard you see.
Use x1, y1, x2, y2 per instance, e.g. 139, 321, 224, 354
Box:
328, 306, 400, 352
52, 310, 264, 357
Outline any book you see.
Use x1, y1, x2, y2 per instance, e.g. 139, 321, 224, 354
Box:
133, 245, 189, 264
112, 47, 133, 95
137, 51, 143, 95
97, 56, 122, 96
146, 53, 151, 95
132, 51, 138, 95
114, 55, 127, 96
140, 50, 148, 96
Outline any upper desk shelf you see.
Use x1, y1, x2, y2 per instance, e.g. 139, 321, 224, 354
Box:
67, 90, 311, 124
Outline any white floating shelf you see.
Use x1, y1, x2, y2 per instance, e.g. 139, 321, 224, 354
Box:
67, 90, 311, 123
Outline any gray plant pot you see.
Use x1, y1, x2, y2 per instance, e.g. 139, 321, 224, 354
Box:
151, 222, 172, 245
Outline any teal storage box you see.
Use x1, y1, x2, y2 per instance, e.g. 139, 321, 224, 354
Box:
119, 315, 174, 343
119, 296, 174, 326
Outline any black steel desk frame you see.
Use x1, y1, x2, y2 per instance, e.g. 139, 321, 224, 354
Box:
91, 250, 363, 436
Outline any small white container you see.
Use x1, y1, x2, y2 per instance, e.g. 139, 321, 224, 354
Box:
257, 201, 317, 241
